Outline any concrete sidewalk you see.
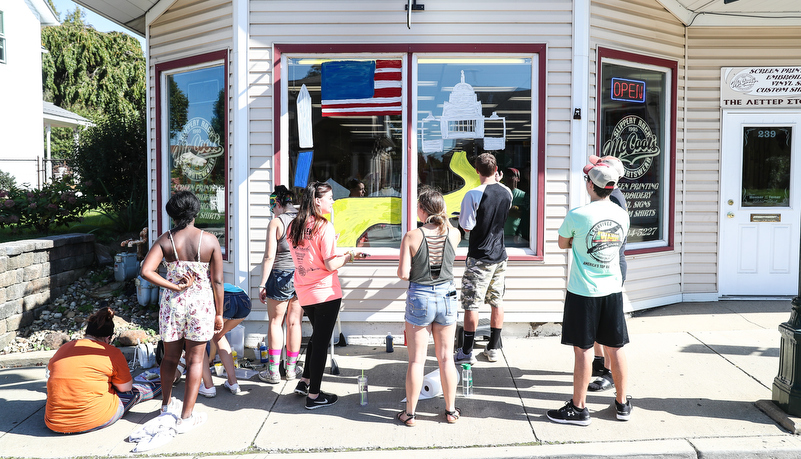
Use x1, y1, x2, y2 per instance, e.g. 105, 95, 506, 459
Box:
1, 300, 801, 458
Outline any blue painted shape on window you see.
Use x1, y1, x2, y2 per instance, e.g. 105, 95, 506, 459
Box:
321, 61, 375, 100
294, 150, 314, 188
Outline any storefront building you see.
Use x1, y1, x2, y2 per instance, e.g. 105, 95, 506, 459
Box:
76, 0, 801, 336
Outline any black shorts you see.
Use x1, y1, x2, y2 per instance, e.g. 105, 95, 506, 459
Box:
560, 291, 629, 350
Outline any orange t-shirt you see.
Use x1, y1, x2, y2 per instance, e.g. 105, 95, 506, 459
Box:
45, 339, 132, 433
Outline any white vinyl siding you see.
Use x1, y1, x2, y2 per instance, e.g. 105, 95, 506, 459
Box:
249, 0, 574, 321
685, 26, 801, 295
590, 0, 686, 309
147, 0, 235, 278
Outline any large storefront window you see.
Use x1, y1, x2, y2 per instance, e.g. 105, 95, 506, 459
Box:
286, 58, 404, 248
281, 46, 542, 255
416, 58, 532, 248
157, 52, 228, 256
597, 48, 676, 251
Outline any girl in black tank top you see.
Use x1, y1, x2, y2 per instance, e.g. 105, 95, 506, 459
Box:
396, 186, 462, 427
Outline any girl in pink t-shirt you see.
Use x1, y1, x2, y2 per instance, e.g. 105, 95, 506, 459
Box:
287, 181, 366, 409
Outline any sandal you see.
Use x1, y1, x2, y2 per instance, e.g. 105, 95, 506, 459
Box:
174, 411, 207, 434
445, 407, 461, 424
588, 372, 614, 392
396, 411, 416, 427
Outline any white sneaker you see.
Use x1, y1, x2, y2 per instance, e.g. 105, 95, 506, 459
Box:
160, 397, 181, 415
198, 384, 217, 398
482, 348, 500, 362
224, 380, 241, 395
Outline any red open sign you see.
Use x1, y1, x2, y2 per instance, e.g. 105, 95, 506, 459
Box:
611, 78, 645, 103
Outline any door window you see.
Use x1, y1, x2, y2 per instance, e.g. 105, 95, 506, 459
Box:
741, 127, 791, 207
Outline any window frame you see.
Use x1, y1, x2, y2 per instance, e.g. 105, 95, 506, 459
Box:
595, 47, 677, 255
0, 10, 6, 64
155, 50, 230, 260
274, 43, 547, 261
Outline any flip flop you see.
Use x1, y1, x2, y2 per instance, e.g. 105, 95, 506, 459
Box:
396, 411, 416, 427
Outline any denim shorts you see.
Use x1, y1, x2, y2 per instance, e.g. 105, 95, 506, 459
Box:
264, 269, 296, 301
405, 281, 457, 327
223, 290, 252, 320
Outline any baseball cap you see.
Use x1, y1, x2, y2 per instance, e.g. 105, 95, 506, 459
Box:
589, 155, 625, 178
582, 162, 619, 189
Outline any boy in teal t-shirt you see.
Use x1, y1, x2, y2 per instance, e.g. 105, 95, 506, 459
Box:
547, 162, 632, 427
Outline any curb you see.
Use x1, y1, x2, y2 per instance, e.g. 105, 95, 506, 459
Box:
756, 399, 801, 434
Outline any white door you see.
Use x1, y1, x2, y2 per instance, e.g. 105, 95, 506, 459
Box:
720, 112, 801, 296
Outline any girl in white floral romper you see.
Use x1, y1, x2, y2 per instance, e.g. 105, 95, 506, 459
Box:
141, 191, 224, 434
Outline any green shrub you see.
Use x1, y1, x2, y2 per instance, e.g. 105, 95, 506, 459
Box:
0, 176, 91, 233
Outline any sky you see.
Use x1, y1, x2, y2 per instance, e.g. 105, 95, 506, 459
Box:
50, 0, 146, 52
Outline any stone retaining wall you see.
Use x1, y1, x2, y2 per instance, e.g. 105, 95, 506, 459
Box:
0, 234, 95, 351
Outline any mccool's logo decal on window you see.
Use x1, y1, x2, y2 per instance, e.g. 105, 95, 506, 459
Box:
601, 114, 660, 180
174, 117, 224, 182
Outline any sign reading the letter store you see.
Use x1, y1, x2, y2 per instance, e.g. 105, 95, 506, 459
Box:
721, 67, 801, 107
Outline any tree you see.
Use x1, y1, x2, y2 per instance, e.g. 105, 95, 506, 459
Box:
41, 8, 145, 159
68, 108, 147, 232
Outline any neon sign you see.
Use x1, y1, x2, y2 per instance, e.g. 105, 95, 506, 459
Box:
611, 77, 645, 103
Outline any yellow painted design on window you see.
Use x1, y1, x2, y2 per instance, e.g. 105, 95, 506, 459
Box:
332, 150, 480, 247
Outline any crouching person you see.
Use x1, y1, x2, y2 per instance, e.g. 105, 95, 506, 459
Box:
45, 307, 161, 433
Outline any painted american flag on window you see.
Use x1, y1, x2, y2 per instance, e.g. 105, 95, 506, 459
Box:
321, 60, 402, 117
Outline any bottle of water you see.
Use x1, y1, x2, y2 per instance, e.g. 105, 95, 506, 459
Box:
461, 364, 473, 397
232, 350, 239, 369
258, 341, 268, 364
357, 370, 368, 406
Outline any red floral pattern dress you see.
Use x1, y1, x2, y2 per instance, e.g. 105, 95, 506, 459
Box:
158, 230, 214, 342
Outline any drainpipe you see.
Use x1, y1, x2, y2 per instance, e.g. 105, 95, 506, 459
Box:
570, 0, 590, 211
680, 28, 688, 296
233, 0, 250, 291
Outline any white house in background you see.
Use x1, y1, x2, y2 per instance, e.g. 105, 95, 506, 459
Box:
0, 0, 58, 189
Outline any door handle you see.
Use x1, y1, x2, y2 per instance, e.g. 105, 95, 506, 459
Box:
727, 212, 734, 219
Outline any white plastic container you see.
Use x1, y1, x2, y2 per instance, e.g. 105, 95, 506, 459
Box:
245, 333, 265, 349
225, 324, 245, 358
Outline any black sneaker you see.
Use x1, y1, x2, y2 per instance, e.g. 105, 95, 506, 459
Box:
305, 391, 338, 410
592, 356, 605, 377
614, 396, 632, 421
546, 399, 591, 426
294, 380, 309, 396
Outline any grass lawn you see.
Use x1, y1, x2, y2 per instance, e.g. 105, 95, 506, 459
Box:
0, 210, 138, 245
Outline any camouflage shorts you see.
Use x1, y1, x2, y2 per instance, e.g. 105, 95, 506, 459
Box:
460, 258, 507, 311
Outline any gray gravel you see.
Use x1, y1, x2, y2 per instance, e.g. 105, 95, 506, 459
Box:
2, 266, 160, 355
